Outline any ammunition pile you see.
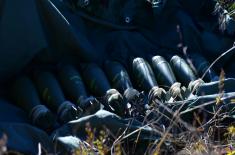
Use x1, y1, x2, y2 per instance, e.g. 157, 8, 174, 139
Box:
9, 54, 220, 129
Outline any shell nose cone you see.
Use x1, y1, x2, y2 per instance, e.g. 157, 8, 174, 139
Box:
132, 57, 144, 66
170, 55, 181, 63
152, 55, 164, 63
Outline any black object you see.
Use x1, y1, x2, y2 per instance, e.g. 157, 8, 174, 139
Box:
57, 65, 88, 103
33, 71, 81, 124
104, 60, 147, 118
132, 57, 166, 102
57, 65, 100, 115
132, 57, 158, 92
82, 63, 126, 116
79, 96, 101, 116
82, 63, 111, 97
151, 55, 177, 88
170, 55, 197, 86
104, 61, 143, 105
190, 53, 218, 82
104, 60, 133, 94
10, 76, 56, 130
123, 88, 144, 104
151, 55, 184, 99
105, 89, 126, 117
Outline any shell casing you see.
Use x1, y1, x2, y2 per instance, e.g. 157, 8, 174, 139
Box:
104, 60, 133, 94
82, 63, 111, 96
170, 55, 197, 86
132, 57, 158, 92
33, 71, 80, 124
57, 65, 88, 105
151, 55, 177, 88
11, 76, 56, 129
34, 71, 66, 111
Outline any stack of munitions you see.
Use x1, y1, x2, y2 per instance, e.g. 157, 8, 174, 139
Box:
151, 56, 182, 99
8, 54, 217, 128
33, 71, 82, 124
170, 55, 197, 86
104, 60, 145, 117
82, 63, 126, 117
104, 61, 143, 104
10, 76, 56, 130
57, 65, 100, 116
131, 57, 167, 104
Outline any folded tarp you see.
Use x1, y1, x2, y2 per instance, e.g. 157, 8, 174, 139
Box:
0, 0, 47, 82
1, 0, 234, 83
0, 78, 235, 154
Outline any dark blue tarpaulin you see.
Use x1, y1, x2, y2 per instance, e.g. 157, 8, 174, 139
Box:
0, 0, 235, 154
